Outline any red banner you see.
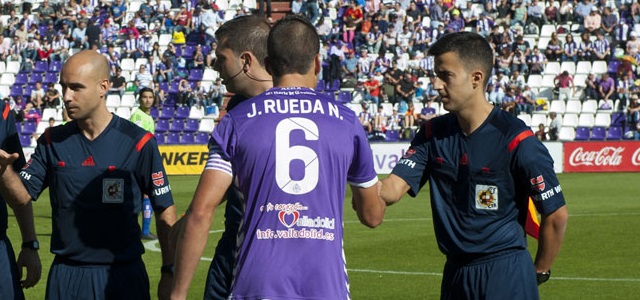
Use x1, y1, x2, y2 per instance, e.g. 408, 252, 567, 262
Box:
564, 141, 640, 172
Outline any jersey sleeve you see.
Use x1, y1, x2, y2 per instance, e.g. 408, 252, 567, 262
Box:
19, 130, 52, 201
136, 133, 174, 210
347, 115, 378, 188
390, 122, 430, 197
1, 104, 26, 170
511, 133, 566, 215
205, 114, 235, 177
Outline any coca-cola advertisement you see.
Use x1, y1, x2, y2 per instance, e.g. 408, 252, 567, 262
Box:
564, 142, 640, 172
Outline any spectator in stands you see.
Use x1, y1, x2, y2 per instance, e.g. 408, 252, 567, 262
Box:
208, 78, 227, 108
359, 102, 373, 134
501, 86, 517, 115
489, 71, 508, 106
584, 6, 601, 35
366, 24, 384, 54
528, 46, 547, 74
583, 73, 598, 100
617, 72, 633, 111
512, 48, 529, 74
546, 32, 564, 62
403, 101, 417, 130
178, 78, 193, 107
627, 94, 640, 139
520, 84, 537, 114
423, 73, 440, 104
574, 0, 593, 24
43, 82, 61, 109
109, 67, 127, 98
554, 70, 575, 101
396, 72, 416, 104
526, 0, 546, 28
29, 81, 45, 110
535, 123, 547, 140
373, 105, 388, 133
344, 0, 364, 45
592, 31, 611, 61
510, 0, 527, 27
545, 1, 560, 25
21, 34, 38, 66
364, 74, 381, 105
109, 0, 126, 26
190, 44, 206, 70
383, 27, 398, 54
476, 12, 494, 38
342, 50, 358, 80
598, 72, 615, 109
37, 37, 54, 61
508, 70, 526, 91
562, 33, 578, 63
548, 111, 560, 140
626, 31, 640, 56
174, 4, 193, 35
201, 4, 223, 45
558, 0, 574, 23
387, 107, 402, 130
601, 7, 617, 38
71, 20, 89, 50
446, 9, 466, 33
135, 64, 154, 96
577, 31, 594, 61
14, 22, 28, 43
496, 46, 513, 76
397, 25, 414, 54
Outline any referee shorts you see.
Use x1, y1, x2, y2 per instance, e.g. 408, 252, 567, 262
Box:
441, 248, 539, 300
204, 233, 236, 300
45, 256, 150, 300
0, 235, 24, 300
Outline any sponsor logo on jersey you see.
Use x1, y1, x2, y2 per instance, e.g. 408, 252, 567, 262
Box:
102, 178, 124, 203
475, 184, 498, 210
261, 202, 336, 230
152, 171, 164, 186
403, 148, 416, 158
81, 156, 95, 167
530, 175, 545, 192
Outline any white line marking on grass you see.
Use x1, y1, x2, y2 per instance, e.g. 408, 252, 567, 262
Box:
344, 212, 640, 224
347, 269, 640, 282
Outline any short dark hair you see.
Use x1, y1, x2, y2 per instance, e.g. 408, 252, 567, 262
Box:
267, 15, 319, 78
428, 32, 494, 88
215, 15, 270, 67
138, 87, 154, 99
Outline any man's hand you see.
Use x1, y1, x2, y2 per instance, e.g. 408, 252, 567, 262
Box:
0, 149, 19, 175
17, 248, 41, 288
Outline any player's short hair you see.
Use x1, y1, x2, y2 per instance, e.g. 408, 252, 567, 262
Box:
267, 15, 319, 78
215, 15, 270, 67
138, 87, 154, 99
428, 32, 494, 88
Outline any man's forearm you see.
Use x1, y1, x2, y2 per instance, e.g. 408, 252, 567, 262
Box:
0, 165, 32, 209
534, 206, 568, 272
156, 205, 177, 265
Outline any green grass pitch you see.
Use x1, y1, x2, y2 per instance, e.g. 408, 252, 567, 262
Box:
9, 172, 640, 299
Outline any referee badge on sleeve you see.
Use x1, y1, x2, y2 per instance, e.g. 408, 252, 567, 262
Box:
103, 179, 125, 203
475, 184, 498, 210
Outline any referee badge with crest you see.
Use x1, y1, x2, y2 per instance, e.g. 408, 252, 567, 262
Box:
475, 184, 498, 210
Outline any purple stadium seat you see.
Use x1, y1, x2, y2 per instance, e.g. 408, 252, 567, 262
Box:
607, 60, 621, 74
10, 85, 23, 98
385, 130, 400, 141
607, 126, 623, 140
184, 119, 199, 132
33, 61, 48, 73
623, 126, 636, 139
183, 44, 196, 59
29, 73, 43, 84
175, 45, 183, 57
24, 85, 35, 98
159, 82, 169, 93
156, 119, 170, 132
15, 73, 28, 85
150, 107, 159, 119
611, 113, 625, 127
201, 45, 211, 56
21, 121, 37, 134
169, 119, 185, 132
169, 81, 180, 94
165, 132, 180, 144
574, 127, 591, 140
188, 69, 203, 81
323, 91, 335, 100
19, 134, 31, 147
195, 132, 209, 144
174, 106, 190, 119
49, 60, 63, 72
181, 132, 195, 144
337, 91, 351, 103
154, 132, 165, 144
159, 106, 175, 119
591, 126, 606, 140
328, 79, 341, 91
44, 72, 58, 84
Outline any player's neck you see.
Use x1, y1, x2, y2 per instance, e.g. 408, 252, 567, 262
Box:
139, 106, 151, 114
273, 73, 317, 89
77, 108, 114, 141
456, 99, 494, 135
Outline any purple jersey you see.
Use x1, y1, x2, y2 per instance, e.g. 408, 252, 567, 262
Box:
207, 87, 378, 299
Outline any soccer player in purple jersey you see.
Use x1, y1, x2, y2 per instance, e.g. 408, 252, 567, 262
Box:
380, 32, 568, 299
0, 51, 177, 300
171, 16, 386, 299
